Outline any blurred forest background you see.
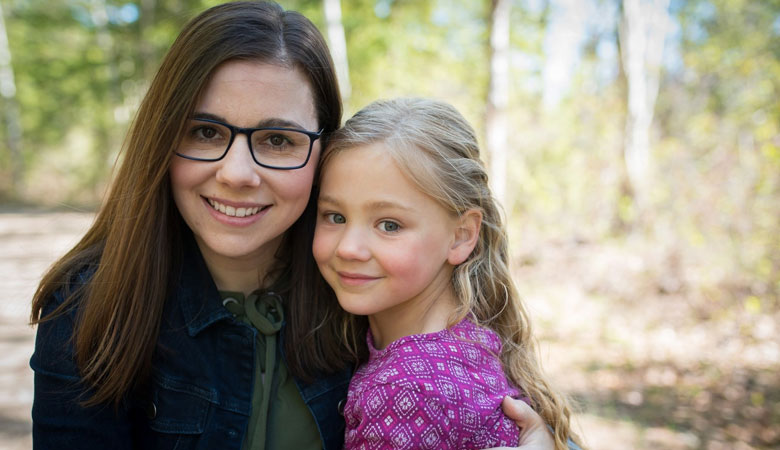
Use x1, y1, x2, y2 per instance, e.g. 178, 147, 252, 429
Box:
0, 0, 778, 449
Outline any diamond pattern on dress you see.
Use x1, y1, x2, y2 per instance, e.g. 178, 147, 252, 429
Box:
343, 318, 524, 449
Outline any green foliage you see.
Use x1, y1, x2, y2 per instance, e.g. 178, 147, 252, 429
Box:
1, 0, 777, 305
340, 0, 489, 121
2, 0, 206, 203
656, 0, 780, 307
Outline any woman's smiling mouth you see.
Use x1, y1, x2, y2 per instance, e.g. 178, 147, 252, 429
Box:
206, 198, 268, 218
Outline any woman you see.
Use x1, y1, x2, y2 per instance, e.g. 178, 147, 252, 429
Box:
30, 2, 564, 449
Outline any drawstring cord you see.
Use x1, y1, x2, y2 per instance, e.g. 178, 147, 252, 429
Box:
223, 291, 283, 450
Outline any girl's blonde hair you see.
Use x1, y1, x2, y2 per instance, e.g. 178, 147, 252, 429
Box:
321, 97, 580, 450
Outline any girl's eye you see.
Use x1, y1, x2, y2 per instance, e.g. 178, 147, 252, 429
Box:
326, 213, 346, 224
378, 221, 400, 232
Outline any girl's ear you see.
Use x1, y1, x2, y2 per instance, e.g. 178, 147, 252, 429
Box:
447, 209, 482, 265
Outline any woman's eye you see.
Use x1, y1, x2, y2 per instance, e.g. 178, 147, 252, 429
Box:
326, 213, 346, 224
194, 126, 220, 140
378, 221, 400, 232
268, 134, 289, 147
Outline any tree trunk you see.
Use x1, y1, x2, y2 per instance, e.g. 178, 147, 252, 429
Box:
618, 0, 670, 217
139, 0, 157, 79
486, 0, 510, 206
90, 0, 120, 105
88, 0, 119, 194
0, 1, 22, 196
323, 0, 351, 110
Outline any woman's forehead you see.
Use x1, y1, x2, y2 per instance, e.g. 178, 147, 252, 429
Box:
196, 60, 317, 129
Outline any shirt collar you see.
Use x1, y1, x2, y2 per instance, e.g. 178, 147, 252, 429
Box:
174, 232, 233, 337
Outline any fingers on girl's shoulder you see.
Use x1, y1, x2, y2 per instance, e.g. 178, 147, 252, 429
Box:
501, 395, 541, 424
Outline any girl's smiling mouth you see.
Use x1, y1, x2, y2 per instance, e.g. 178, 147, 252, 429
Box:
337, 271, 382, 286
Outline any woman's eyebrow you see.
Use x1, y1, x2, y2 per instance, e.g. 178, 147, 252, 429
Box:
192, 111, 227, 122
256, 118, 309, 129
192, 111, 308, 129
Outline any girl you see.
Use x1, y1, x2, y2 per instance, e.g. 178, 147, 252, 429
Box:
313, 98, 581, 450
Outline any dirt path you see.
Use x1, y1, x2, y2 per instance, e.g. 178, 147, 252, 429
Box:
2, 211, 775, 449
0, 210, 94, 450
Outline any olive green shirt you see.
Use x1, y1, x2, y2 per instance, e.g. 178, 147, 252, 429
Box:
220, 290, 322, 450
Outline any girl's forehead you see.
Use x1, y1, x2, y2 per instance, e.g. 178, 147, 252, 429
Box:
325, 143, 393, 169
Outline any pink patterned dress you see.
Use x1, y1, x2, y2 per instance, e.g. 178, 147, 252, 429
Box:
343, 318, 522, 449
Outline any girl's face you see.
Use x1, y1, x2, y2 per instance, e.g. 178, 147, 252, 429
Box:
170, 60, 320, 275
313, 144, 461, 321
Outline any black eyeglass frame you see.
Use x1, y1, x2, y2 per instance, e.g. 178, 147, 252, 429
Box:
175, 117, 324, 170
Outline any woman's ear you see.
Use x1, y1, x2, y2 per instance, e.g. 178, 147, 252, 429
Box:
447, 209, 482, 265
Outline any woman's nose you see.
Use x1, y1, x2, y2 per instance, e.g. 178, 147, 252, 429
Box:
215, 134, 262, 187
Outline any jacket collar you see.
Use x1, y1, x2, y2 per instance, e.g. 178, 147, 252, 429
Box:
174, 232, 233, 337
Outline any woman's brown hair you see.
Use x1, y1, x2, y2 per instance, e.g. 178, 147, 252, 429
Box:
31, 1, 345, 406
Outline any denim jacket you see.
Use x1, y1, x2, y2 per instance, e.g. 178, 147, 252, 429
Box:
30, 238, 352, 450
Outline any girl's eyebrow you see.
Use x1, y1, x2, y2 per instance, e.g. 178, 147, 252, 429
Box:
317, 194, 341, 207
192, 111, 307, 129
318, 194, 412, 212
365, 200, 413, 212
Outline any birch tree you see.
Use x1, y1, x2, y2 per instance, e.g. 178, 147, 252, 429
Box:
139, 0, 157, 79
324, 0, 351, 110
619, 0, 670, 214
90, 0, 119, 105
0, 1, 22, 194
486, 0, 510, 206
87, 0, 122, 186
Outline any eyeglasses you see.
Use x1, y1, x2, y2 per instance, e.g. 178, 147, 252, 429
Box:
175, 117, 323, 170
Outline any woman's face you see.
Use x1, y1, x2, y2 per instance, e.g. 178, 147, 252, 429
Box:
170, 60, 320, 274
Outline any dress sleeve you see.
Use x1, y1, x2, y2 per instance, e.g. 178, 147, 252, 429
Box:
345, 382, 459, 449
30, 289, 134, 449
462, 402, 520, 448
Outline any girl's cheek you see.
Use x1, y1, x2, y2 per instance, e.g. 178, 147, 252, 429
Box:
312, 228, 332, 264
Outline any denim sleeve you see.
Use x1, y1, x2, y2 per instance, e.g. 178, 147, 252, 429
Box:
554, 425, 583, 450
30, 289, 133, 450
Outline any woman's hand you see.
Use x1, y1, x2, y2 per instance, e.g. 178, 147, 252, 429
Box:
484, 396, 555, 450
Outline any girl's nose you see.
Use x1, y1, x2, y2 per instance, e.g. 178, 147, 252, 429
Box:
215, 134, 262, 187
335, 226, 371, 261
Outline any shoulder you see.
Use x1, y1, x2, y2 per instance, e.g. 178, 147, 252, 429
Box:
344, 378, 459, 449
351, 330, 504, 407
354, 322, 510, 393
448, 318, 504, 355
346, 327, 520, 448
30, 264, 97, 381
39, 261, 97, 315
346, 371, 517, 449
349, 342, 456, 412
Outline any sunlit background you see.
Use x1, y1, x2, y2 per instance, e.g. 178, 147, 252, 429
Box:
0, 0, 778, 449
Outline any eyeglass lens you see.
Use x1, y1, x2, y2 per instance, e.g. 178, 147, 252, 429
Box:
179, 120, 312, 168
